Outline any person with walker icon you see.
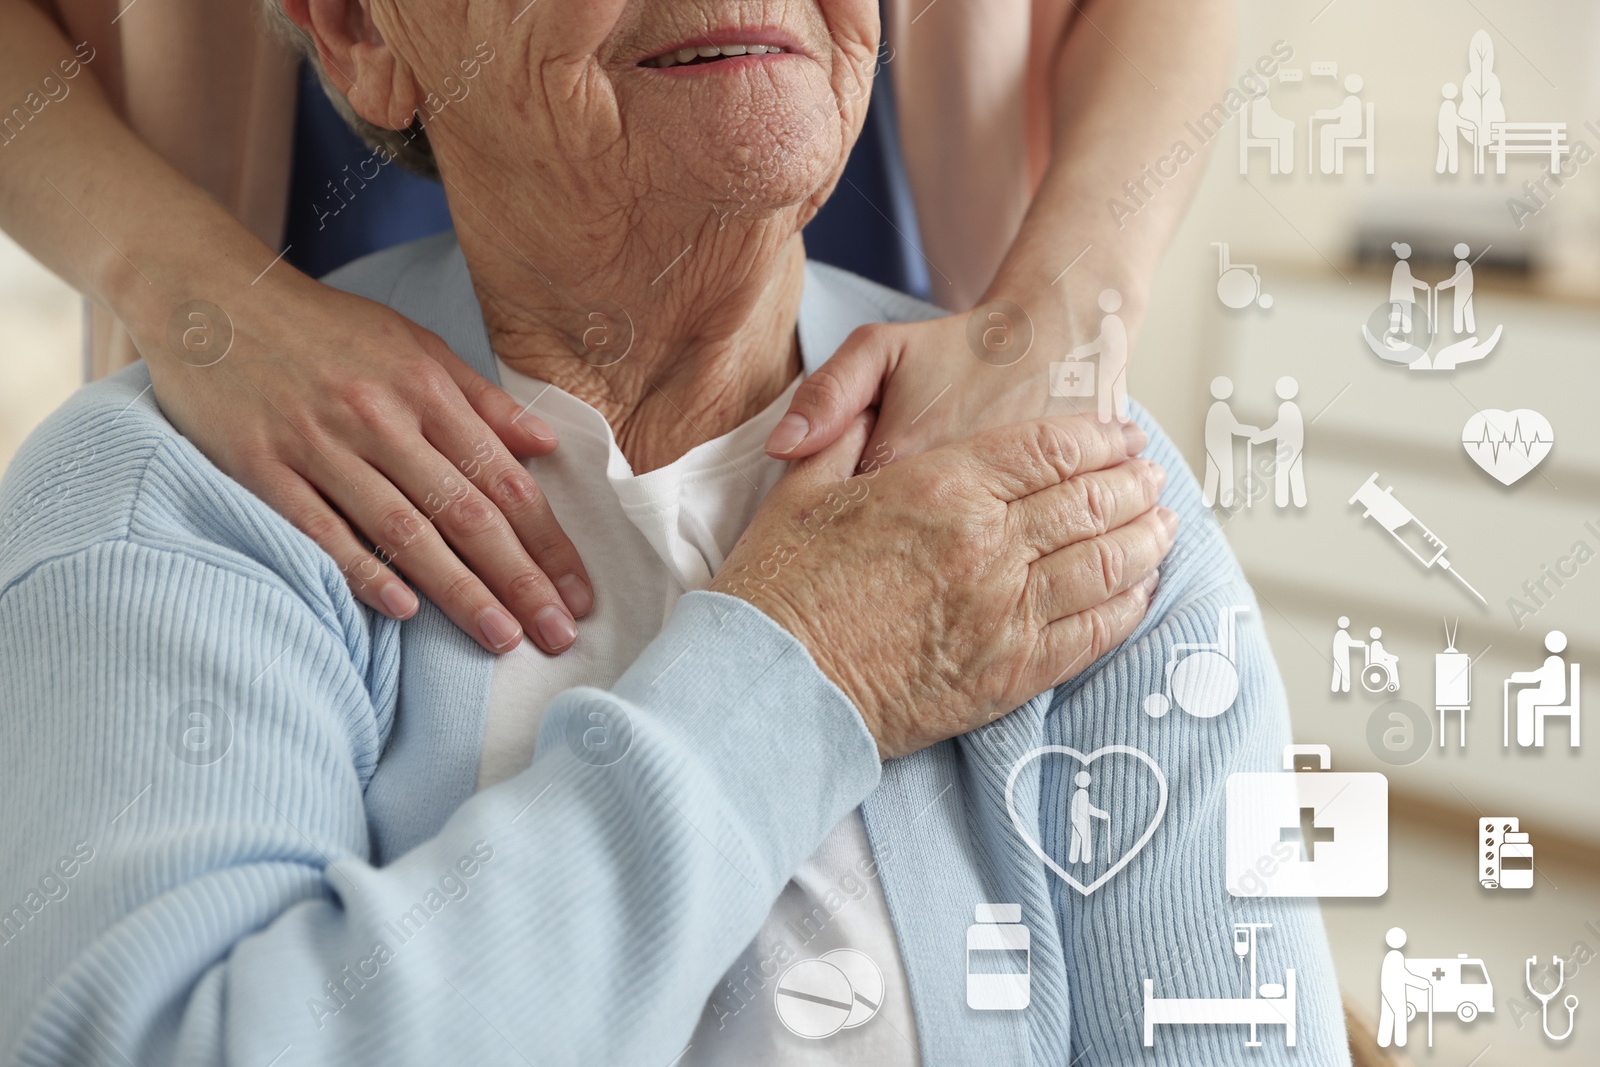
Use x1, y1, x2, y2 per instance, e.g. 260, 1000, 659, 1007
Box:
1378, 928, 1431, 1049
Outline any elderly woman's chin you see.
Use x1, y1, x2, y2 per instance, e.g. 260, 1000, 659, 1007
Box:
614, 48, 860, 211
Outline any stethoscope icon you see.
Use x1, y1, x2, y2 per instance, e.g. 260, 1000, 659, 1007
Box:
1525, 955, 1578, 1041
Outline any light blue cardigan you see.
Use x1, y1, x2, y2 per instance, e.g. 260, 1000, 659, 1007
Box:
0, 235, 1349, 1066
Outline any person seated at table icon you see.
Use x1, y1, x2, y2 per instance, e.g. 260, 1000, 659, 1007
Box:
1068, 771, 1112, 865
1434, 243, 1476, 335
1313, 74, 1367, 174
1509, 630, 1574, 747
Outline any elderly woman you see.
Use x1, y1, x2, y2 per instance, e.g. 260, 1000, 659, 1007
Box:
0, 1, 1347, 1065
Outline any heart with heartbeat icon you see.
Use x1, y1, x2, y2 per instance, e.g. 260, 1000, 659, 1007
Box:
1462, 409, 1554, 486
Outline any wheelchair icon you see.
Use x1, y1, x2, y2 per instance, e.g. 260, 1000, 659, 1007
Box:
1143, 605, 1250, 719
1360, 628, 1400, 694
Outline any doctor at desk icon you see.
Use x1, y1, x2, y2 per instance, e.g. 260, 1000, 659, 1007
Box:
1068, 771, 1112, 864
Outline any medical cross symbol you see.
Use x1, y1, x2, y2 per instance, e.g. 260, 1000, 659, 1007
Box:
1432, 967, 1446, 982
1060, 366, 1085, 390
1279, 806, 1336, 861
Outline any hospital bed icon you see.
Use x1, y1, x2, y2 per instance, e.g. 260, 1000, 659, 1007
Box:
1143, 922, 1296, 1048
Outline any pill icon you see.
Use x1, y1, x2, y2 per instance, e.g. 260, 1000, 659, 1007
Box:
775, 958, 854, 1039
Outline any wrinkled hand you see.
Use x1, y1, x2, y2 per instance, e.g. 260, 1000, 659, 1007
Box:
714, 413, 1174, 760
141, 270, 592, 655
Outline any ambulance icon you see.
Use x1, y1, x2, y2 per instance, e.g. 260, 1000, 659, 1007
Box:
1226, 744, 1388, 897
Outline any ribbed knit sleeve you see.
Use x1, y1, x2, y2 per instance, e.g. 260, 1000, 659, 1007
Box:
938, 408, 1352, 1066
0, 528, 879, 1066
1044, 583, 1351, 1066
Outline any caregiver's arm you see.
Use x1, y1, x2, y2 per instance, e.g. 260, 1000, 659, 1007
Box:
769, 0, 1236, 458
0, 410, 1168, 1063
982, 0, 1237, 350
0, 0, 587, 654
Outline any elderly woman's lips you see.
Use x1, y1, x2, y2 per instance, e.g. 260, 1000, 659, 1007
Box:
641, 44, 790, 69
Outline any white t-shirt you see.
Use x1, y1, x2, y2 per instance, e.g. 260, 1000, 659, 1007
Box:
480, 359, 921, 1065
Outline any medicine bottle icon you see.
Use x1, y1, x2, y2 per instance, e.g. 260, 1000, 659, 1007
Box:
1499, 832, 1533, 889
966, 903, 1031, 1010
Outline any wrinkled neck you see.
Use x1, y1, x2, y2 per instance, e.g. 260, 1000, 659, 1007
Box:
456, 191, 809, 473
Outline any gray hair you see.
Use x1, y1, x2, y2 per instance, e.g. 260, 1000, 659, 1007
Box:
261, 1, 438, 176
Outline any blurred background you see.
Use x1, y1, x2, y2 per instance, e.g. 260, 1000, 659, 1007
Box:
1133, 2, 1600, 1064
1, 0, 1596, 1062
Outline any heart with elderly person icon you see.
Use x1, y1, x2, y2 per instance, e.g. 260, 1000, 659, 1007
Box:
1005, 745, 1169, 896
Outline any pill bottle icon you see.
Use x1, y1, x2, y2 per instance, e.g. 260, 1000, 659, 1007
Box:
966, 903, 1031, 1010
1499, 832, 1534, 890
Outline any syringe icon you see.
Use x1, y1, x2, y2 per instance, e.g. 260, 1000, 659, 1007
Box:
1349, 473, 1487, 606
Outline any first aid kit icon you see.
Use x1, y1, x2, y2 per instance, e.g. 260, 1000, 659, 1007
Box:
1226, 744, 1388, 897
1048, 359, 1095, 398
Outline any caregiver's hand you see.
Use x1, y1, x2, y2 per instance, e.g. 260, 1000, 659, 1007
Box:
765, 311, 1057, 462
714, 414, 1174, 760
141, 269, 593, 655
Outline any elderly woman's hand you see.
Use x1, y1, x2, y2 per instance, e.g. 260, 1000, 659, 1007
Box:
142, 268, 593, 655
714, 413, 1173, 760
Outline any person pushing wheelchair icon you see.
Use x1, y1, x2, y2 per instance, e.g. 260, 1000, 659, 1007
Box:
1332, 617, 1400, 694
